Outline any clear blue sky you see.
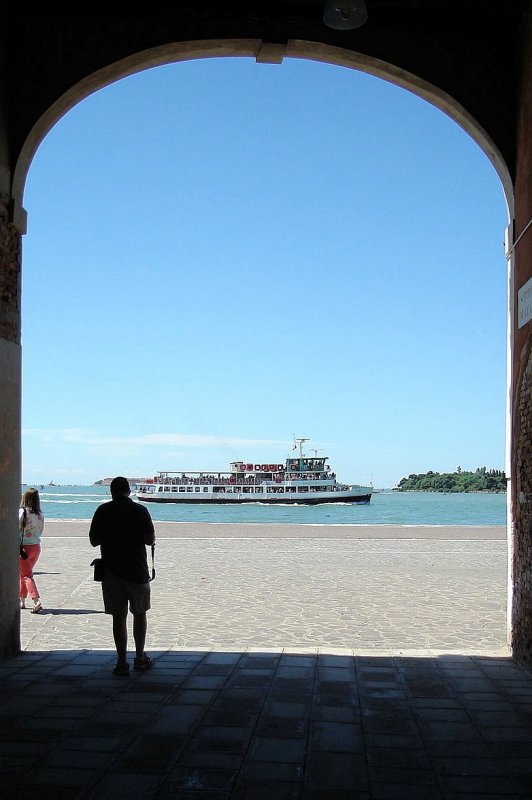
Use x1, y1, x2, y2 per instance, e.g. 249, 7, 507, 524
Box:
21, 57, 509, 488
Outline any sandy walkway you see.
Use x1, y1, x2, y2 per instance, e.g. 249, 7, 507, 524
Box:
43, 519, 507, 539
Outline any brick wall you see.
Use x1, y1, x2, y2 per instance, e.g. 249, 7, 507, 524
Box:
513, 352, 532, 663
511, 5, 532, 665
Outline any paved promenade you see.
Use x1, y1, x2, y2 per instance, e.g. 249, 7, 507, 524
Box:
22, 521, 509, 653
3, 522, 532, 798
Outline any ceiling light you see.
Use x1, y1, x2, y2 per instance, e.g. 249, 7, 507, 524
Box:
323, 1, 368, 30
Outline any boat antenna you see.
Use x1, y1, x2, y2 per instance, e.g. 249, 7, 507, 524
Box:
293, 437, 310, 456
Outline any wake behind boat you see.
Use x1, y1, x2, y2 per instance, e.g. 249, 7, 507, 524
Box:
135, 438, 372, 505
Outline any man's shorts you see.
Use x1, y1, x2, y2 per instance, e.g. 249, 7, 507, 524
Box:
101, 569, 151, 615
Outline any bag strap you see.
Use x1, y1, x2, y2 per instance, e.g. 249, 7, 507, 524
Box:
149, 543, 155, 581
20, 508, 27, 545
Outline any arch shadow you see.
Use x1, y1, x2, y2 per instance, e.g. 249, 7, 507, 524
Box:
1, 648, 530, 796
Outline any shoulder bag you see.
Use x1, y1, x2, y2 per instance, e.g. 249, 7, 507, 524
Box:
90, 544, 155, 582
19, 509, 28, 560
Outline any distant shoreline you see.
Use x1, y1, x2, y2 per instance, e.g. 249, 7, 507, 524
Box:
393, 489, 506, 494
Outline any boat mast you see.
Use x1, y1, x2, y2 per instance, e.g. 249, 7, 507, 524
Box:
293, 436, 310, 457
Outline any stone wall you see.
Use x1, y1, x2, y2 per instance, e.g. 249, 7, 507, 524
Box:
510, 5, 532, 665
0, 201, 22, 659
0, 203, 21, 345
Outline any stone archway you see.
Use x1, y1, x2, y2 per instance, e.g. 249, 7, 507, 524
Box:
1, 30, 528, 662
11, 40, 514, 223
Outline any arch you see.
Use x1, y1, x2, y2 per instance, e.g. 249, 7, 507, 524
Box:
12, 39, 513, 227
8, 35, 516, 655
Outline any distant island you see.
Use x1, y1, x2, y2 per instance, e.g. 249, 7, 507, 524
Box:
395, 467, 506, 493
94, 477, 144, 487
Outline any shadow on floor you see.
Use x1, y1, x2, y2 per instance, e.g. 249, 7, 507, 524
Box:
1, 649, 532, 799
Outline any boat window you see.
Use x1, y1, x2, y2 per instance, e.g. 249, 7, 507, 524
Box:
194, 486, 200, 492
186, 487, 193, 492
158, 486, 164, 492
179, 487, 186, 492
171, 486, 178, 492
202, 487, 208, 492
255, 487, 263, 493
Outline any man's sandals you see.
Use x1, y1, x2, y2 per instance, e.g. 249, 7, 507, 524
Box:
113, 654, 153, 676
134, 654, 154, 671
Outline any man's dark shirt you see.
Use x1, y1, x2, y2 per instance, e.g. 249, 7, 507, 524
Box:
89, 496, 155, 584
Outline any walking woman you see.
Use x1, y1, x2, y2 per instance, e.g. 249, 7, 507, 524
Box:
19, 487, 44, 613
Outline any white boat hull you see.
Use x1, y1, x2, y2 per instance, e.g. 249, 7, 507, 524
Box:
136, 486, 372, 505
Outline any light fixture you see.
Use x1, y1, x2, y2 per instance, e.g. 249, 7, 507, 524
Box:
323, 0, 368, 30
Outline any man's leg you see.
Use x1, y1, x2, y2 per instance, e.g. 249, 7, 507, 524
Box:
112, 612, 128, 665
131, 582, 153, 671
132, 611, 153, 670
132, 611, 147, 658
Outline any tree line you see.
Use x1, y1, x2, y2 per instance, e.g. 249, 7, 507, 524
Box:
396, 467, 506, 493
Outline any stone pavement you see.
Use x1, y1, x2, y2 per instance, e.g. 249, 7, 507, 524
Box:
3, 529, 532, 798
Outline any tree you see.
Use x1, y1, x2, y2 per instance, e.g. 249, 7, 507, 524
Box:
395, 468, 506, 492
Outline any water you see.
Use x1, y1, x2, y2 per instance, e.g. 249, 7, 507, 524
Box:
32, 485, 507, 526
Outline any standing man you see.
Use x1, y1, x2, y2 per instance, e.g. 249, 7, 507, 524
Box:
89, 476, 156, 676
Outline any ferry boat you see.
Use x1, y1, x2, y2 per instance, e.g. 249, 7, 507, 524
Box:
135, 439, 373, 505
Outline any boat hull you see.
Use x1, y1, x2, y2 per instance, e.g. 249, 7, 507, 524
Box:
136, 491, 372, 505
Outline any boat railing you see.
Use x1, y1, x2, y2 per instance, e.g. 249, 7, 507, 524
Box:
150, 472, 337, 488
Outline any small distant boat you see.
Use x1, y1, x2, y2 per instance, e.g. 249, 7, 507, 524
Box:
136, 438, 373, 505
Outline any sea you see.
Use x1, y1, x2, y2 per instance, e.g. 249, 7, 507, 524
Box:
33, 485, 507, 526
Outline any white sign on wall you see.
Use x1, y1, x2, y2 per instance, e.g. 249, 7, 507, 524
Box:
518, 276, 532, 329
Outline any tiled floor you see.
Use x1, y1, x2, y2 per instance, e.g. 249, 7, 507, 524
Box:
3, 648, 532, 798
